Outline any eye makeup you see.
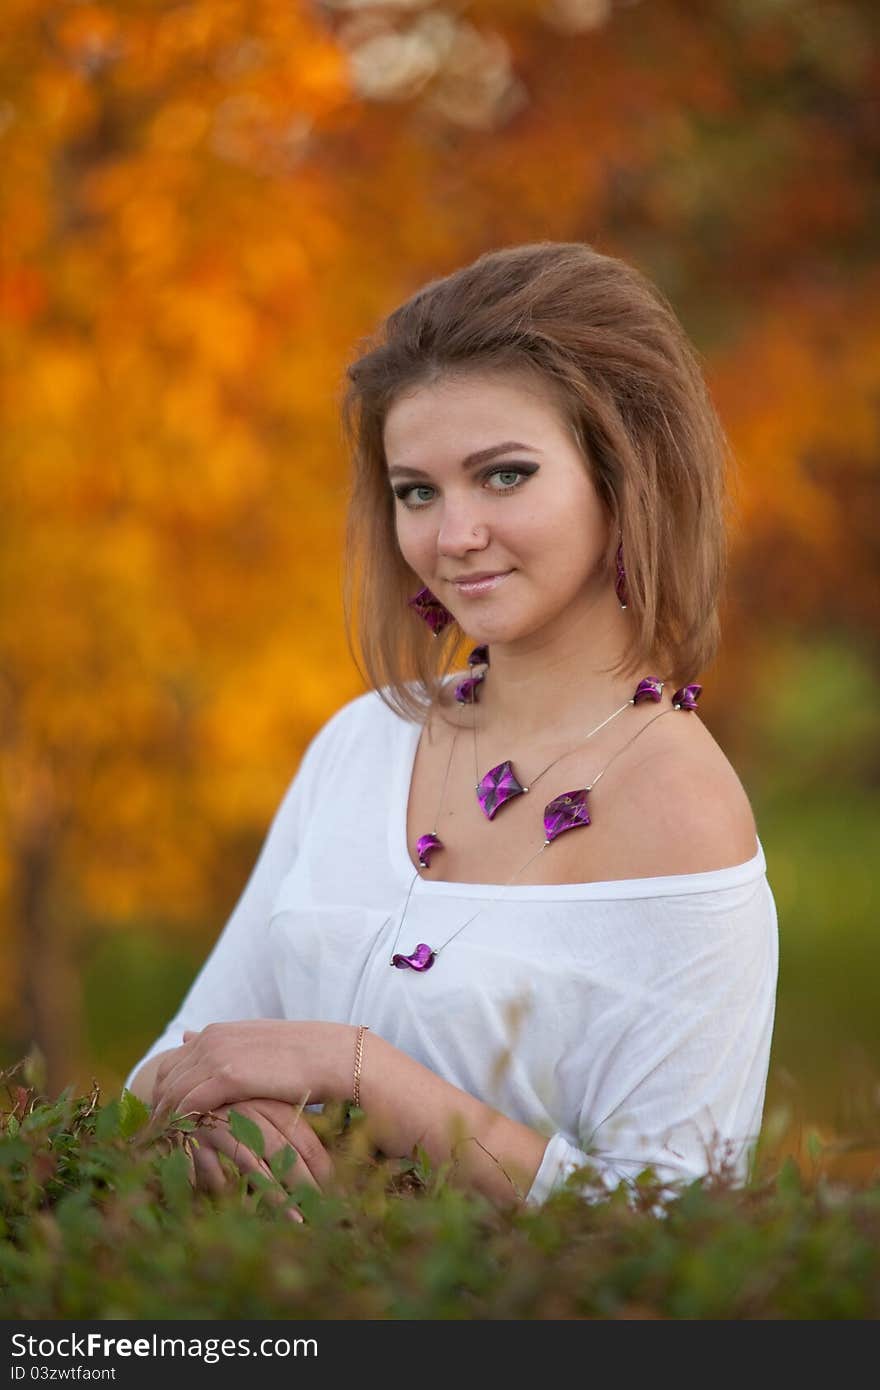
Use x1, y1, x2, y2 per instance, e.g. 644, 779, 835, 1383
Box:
391, 462, 539, 509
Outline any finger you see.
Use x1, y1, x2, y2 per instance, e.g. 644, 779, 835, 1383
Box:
203, 1115, 273, 1187
158, 1071, 254, 1123
262, 1133, 322, 1195
214, 1103, 323, 1221
152, 1049, 204, 1118
152, 1044, 190, 1108
184, 1128, 247, 1199
291, 1120, 335, 1189
207, 1108, 313, 1216
241, 1162, 307, 1223
235, 1100, 324, 1189
194, 1141, 303, 1222
191, 1110, 309, 1222
253, 1103, 334, 1190
224, 1103, 322, 1195
190, 1138, 230, 1197
154, 1068, 228, 1124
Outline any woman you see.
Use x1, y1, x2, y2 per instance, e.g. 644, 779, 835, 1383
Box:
124, 242, 778, 1214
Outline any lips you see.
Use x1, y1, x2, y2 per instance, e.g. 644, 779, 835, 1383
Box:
449, 570, 509, 584
451, 571, 512, 596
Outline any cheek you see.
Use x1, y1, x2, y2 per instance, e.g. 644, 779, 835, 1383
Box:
514, 509, 558, 555
394, 511, 428, 569
520, 503, 599, 582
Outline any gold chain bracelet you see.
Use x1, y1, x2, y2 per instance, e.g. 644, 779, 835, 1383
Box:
352, 1024, 369, 1108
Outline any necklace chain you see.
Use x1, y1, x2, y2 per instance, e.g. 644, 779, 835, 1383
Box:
472, 688, 636, 799
387, 668, 682, 968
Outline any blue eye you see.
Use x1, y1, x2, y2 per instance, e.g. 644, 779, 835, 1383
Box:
392, 464, 537, 510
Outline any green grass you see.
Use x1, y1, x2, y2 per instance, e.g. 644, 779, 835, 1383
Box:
754, 787, 879, 1150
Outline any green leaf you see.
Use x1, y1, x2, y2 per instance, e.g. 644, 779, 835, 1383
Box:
158, 1147, 193, 1215
413, 1143, 433, 1182
246, 1170, 277, 1196
228, 1109, 265, 1159
216, 1151, 246, 1186
132, 1204, 161, 1236
150, 1106, 197, 1134
118, 1089, 151, 1138
94, 1100, 121, 1140
6, 1115, 19, 1138
21, 1097, 75, 1135
55, 1189, 96, 1237
269, 1143, 298, 1182
0, 1136, 28, 1168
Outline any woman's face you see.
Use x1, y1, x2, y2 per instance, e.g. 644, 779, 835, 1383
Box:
383, 369, 614, 646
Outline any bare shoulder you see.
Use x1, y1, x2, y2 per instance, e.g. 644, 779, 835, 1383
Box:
617, 717, 759, 877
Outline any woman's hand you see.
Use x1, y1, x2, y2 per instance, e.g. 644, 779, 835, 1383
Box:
181, 1096, 337, 1222
151, 1020, 355, 1122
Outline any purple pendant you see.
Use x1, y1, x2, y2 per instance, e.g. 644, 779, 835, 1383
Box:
407, 586, 454, 636
672, 682, 702, 710
633, 677, 664, 703
392, 943, 436, 971
468, 644, 490, 667
416, 832, 443, 869
543, 789, 591, 842
454, 672, 485, 703
476, 760, 527, 820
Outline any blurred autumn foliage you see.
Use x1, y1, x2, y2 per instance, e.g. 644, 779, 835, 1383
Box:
1, 0, 878, 1100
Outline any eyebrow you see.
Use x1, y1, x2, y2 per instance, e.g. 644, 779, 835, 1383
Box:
386, 441, 541, 480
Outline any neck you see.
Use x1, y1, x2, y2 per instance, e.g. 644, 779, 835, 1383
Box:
471, 593, 653, 743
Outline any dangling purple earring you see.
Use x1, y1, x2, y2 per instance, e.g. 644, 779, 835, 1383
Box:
408, 585, 455, 637
615, 535, 628, 610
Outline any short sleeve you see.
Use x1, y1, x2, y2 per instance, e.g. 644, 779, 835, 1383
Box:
120, 706, 348, 1095
525, 876, 779, 1207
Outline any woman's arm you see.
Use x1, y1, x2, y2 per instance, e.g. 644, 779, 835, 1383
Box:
149, 1020, 549, 1209
354, 1031, 549, 1209
121, 711, 353, 1099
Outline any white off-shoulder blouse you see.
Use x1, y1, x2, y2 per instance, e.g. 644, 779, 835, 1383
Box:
123, 683, 779, 1206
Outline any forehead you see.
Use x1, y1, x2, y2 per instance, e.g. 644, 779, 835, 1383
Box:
383, 369, 572, 454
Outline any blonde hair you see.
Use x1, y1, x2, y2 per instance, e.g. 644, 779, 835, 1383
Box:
339, 241, 735, 724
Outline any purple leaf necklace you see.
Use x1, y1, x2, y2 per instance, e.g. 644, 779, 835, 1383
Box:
389, 645, 702, 972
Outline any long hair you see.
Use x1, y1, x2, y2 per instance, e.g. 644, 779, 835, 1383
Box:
339, 241, 736, 724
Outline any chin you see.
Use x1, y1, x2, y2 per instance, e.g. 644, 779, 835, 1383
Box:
462, 619, 536, 647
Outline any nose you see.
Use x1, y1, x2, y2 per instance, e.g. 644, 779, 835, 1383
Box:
435, 498, 490, 557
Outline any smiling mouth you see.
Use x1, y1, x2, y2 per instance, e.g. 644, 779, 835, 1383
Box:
451, 572, 512, 595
